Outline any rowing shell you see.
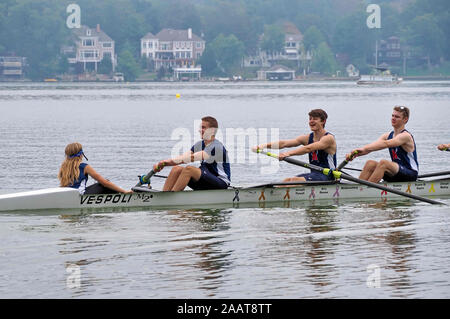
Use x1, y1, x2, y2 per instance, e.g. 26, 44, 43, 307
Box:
0, 178, 449, 212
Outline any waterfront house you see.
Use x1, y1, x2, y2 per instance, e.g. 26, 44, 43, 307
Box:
66, 24, 116, 73
141, 28, 205, 73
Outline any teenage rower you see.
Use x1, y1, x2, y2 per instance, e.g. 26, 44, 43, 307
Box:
252, 108, 337, 182
345, 106, 418, 183
58, 142, 132, 194
153, 116, 231, 191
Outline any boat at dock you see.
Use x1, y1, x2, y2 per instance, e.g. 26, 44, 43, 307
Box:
357, 66, 402, 85
0, 178, 448, 213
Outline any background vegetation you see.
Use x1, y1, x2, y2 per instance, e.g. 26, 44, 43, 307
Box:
0, 0, 448, 80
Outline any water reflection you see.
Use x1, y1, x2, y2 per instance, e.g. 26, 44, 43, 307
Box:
166, 209, 233, 297
302, 206, 339, 290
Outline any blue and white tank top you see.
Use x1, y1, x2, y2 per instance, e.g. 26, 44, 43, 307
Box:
191, 139, 231, 185
69, 163, 89, 194
308, 132, 337, 169
387, 130, 419, 173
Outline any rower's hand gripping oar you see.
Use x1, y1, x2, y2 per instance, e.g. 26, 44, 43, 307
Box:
336, 150, 358, 171
255, 149, 444, 205
135, 163, 166, 188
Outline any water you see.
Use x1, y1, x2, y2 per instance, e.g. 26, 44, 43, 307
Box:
0, 80, 449, 298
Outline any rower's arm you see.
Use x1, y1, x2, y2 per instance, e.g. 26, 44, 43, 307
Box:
256, 135, 308, 150
286, 134, 335, 156
164, 150, 209, 166
351, 132, 396, 157
364, 132, 411, 152
84, 165, 131, 193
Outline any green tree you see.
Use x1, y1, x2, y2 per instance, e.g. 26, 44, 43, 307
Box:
198, 45, 220, 76
98, 56, 113, 74
117, 49, 141, 81
303, 26, 326, 52
2, 0, 70, 80
405, 14, 445, 67
261, 24, 285, 57
332, 10, 375, 65
311, 42, 338, 75
209, 34, 245, 76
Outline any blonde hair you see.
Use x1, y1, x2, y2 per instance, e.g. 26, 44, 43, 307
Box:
58, 142, 84, 187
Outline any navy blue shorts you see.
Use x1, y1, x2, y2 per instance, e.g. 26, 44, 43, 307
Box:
383, 164, 418, 182
188, 167, 228, 190
296, 171, 333, 181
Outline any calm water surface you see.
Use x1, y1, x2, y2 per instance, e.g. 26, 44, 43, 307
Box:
0, 81, 449, 298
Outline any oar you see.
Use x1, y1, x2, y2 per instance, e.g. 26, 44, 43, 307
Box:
135, 170, 156, 187
418, 171, 450, 178
342, 167, 362, 172
135, 163, 167, 187
256, 149, 444, 205
336, 150, 359, 171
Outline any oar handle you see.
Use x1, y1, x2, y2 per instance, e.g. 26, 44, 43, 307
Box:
134, 162, 167, 187
135, 170, 156, 187
336, 151, 359, 171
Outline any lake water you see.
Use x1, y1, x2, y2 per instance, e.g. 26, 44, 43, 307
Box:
0, 80, 449, 298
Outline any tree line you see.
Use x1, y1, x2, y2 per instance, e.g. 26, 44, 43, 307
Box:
0, 0, 448, 80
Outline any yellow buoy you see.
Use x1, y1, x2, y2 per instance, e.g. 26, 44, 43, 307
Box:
176, 93, 181, 98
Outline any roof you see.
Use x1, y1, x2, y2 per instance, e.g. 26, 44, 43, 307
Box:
267, 64, 294, 72
283, 22, 303, 41
73, 25, 113, 42
142, 32, 157, 40
156, 29, 203, 42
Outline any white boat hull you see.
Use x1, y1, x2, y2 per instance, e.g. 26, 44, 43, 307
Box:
0, 179, 449, 212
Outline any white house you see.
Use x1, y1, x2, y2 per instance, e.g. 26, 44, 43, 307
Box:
141, 28, 205, 70
68, 24, 116, 72
243, 22, 305, 68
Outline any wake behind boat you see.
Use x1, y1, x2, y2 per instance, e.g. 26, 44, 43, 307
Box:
0, 177, 448, 213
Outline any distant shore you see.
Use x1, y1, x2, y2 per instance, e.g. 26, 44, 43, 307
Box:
2, 75, 450, 83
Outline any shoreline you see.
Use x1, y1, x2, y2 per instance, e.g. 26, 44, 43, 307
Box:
1, 75, 450, 83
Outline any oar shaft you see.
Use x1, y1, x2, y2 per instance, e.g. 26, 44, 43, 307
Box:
418, 171, 450, 178
339, 172, 442, 205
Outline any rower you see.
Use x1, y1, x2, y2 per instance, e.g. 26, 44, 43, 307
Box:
58, 142, 132, 194
252, 108, 337, 182
345, 106, 419, 183
152, 116, 231, 191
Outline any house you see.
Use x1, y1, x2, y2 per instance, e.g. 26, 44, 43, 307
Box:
243, 22, 305, 68
257, 64, 295, 81
0, 56, 27, 80
66, 24, 117, 73
141, 28, 205, 71
377, 36, 402, 64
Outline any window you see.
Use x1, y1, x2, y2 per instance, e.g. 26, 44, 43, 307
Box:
102, 42, 112, 48
83, 39, 94, 46
196, 42, 201, 48
81, 50, 98, 59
